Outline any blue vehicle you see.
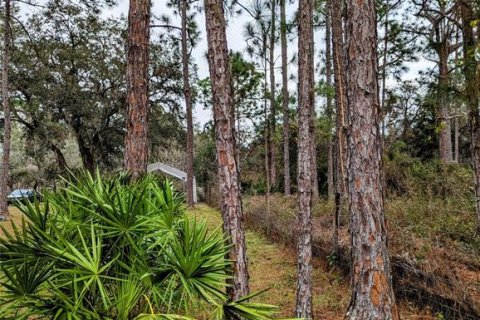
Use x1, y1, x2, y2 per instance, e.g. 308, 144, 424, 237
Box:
7, 189, 41, 204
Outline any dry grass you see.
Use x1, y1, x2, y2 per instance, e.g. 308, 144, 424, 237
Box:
242, 195, 480, 319
1, 203, 467, 319
189, 203, 350, 319
0, 206, 24, 238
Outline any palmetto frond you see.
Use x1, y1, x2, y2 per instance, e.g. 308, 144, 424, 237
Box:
0, 171, 278, 319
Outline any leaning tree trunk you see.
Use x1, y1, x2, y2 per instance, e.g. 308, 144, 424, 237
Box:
460, 0, 480, 232
330, 0, 348, 253
325, 6, 334, 200
345, 0, 399, 319
0, 0, 11, 221
181, 0, 194, 207
296, 0, 314, 317
124, 0, 150, 178
204, 0, 250, 300
280, 0, 290, 196
269, 0, 277, 188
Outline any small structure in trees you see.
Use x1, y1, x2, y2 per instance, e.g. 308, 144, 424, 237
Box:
147, 162, 197, 203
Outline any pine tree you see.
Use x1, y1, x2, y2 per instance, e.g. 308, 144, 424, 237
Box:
280, 0, 290, 195
0, 0, 12, 221
204, 0, 250, 300
296, 0, 314, 316
329, 0, 348, 253
124, 0, 151, 178
344, 0, 399, 318
459, 0, 480, 232
181, 0, 195, 207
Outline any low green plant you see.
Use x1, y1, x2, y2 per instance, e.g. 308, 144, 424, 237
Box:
0, 171, 277, 320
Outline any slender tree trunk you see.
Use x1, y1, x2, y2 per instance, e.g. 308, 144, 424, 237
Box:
438, 45, 453, 163
50, 143, 69, 172
326, 7, 334, 200
311, 95, 319, 200
181, 0, 194, 207
269, 0, 277, 188
264, 55, 271, 214
296, 0, 314, 316
381, 0, 389, 139
330, 0, 348, 252
0, 0, 11, 221
72, 122, 96, 172
345, 0, 399, 319
460, 0, 480, 232
280, 0, 290, 196
236, 108, 241, 172
454, 116, 459, 162
204, 0, 250, 300
309, 16, 318, 201
124, 0, 150, 178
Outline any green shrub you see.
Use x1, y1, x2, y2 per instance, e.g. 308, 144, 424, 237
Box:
0, 171, 277, 320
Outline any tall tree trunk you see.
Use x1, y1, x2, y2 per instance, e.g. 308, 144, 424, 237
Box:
381, 0, 389, 139
330, 0, 348, 253
345, 0, 399, 319
438, 45, 453, 163
309, 15, 318, 201
236, 107, 241, 172
280, 0, 290, 196
310, 94, 319, 200
460, 0, 480, 232
182, 0, 194, 207
264, 55, 271, 214
124, 0, 150, 178
204, 0, 250, 300
326, 7, 334, 200
296, 0, 314, 316
269, 0, 277, 188
0, 0, 11, 221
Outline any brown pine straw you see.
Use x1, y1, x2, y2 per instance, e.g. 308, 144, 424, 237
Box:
244, 196, 480, 320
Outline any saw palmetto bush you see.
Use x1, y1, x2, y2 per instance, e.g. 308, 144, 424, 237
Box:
0, 171, 277, 320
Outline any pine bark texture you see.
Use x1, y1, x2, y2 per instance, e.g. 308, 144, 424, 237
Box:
296, 0, 314, 317
280, 0, 290, 196
330, 0, 348, 252
182, 0, 194, 207
345, 0, 399, 319
0, 0, 11, 220
460, 0, 480, 232
204, 0, 250, 300
124, 0, 150, 178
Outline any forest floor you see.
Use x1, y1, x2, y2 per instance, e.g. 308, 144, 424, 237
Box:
190, 203, 440, 319
1, 204, 468, 319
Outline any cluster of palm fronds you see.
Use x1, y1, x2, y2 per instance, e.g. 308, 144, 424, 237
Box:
0, 171, 277, 320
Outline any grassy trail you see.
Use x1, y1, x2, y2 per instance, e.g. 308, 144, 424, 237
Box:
189, 203, 349, 319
